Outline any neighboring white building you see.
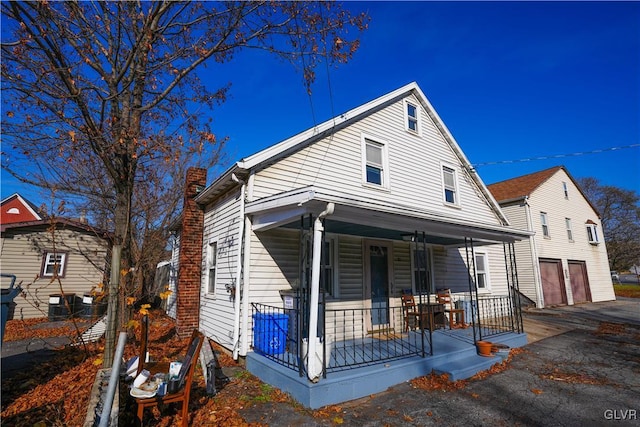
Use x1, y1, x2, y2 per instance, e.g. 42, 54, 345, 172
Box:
488, 166, 616, 307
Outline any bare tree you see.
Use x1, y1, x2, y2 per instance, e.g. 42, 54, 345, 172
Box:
578, 177, 640, 271
1, 1, 368, 366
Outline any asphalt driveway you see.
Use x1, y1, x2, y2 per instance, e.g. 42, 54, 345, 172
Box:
239, 298, 640, 426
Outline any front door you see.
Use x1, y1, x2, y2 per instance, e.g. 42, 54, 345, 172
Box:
365, 241, 393, 332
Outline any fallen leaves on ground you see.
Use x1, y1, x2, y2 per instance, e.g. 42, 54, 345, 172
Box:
3, 317, 87, 342
3, 312, 532, 426
539, 368, 610, 385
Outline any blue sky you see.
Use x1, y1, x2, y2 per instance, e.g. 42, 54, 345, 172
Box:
2, 1, 639, 203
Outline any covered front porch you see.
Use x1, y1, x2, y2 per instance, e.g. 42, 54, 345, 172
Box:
242, 187, 530, 407
247, 299, 527, 408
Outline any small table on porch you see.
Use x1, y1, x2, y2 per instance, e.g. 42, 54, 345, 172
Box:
416, 302, 446, 331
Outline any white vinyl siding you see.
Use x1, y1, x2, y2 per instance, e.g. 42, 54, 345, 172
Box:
199, 190, 243, 349
338, 236, 363, 300
250, 93, 502, 225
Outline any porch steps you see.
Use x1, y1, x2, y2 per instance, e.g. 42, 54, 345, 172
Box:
432, 332, 528, 381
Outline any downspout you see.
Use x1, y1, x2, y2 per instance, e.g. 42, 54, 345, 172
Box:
307, 202, 334, 381
524, 196, 543, 307
231, 174, 245, 359
240, 173, 255, 356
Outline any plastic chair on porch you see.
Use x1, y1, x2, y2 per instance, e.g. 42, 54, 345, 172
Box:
436, 289, 465, 329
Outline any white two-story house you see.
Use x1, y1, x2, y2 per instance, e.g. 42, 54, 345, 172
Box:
488, 166, 616, 307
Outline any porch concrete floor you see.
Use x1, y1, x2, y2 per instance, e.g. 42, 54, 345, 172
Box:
246, 328, 527, 409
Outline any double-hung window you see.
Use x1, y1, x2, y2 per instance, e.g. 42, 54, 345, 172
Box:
442, 165, 458, 205
475, 252, 490, 292
206, 241, 217, 294
362, 135, 389, 188
42, 251, 67, 277
565, 218, 573, 241
405, 100, 420, 134
540, 212, 550, 237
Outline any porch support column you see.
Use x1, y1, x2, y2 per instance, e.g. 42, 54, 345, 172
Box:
307, 203, 334, 382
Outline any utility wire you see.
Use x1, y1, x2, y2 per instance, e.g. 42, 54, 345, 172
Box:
471, 143, 640, 169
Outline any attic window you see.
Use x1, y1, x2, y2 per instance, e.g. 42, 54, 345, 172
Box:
7, 207, 20, 214
404, 100, 420, 134
562, 181, 569, 199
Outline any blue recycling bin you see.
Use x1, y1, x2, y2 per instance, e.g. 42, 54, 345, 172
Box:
253, 312, 288, 355
1, 274, 22, 345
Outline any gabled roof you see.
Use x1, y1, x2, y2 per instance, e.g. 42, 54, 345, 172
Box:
0, 217, 111, 240
487, 165, 600, 217
1, 193, 43, 223
196, 82, 509, 225
487, 166, 561, 203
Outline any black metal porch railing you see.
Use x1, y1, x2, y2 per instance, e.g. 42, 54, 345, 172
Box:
250, 302, 433, 375
473, 294, 524, 340
251, 295, 523, 377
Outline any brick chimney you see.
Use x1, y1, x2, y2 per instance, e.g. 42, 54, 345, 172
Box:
176, 167, 207, 338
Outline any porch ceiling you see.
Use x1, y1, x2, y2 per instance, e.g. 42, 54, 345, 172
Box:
246, 186, 532, 246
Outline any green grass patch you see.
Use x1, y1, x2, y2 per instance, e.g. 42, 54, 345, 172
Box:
613, 284, 640, 298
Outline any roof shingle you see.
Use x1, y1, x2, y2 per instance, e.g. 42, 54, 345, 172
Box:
487, 166, 562, 202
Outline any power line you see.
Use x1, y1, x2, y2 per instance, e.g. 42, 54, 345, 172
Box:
471, 143, 640, 168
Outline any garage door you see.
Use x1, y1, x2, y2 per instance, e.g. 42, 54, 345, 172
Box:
568, 260, 591, 304
539, 259, 567, 306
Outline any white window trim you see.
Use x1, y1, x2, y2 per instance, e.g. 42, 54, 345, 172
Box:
586, 223, 600, 245
361, 133, 390, 190
42, 251, 67, 277
565, 218, 573, 242
440, 162, 461, 207
540, 212, 550, 238
404, 99, 421, 135
410, 246, 434, 294
474, 251, 491, 293
562, 181, 569, 199
205, 240, 218, 297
